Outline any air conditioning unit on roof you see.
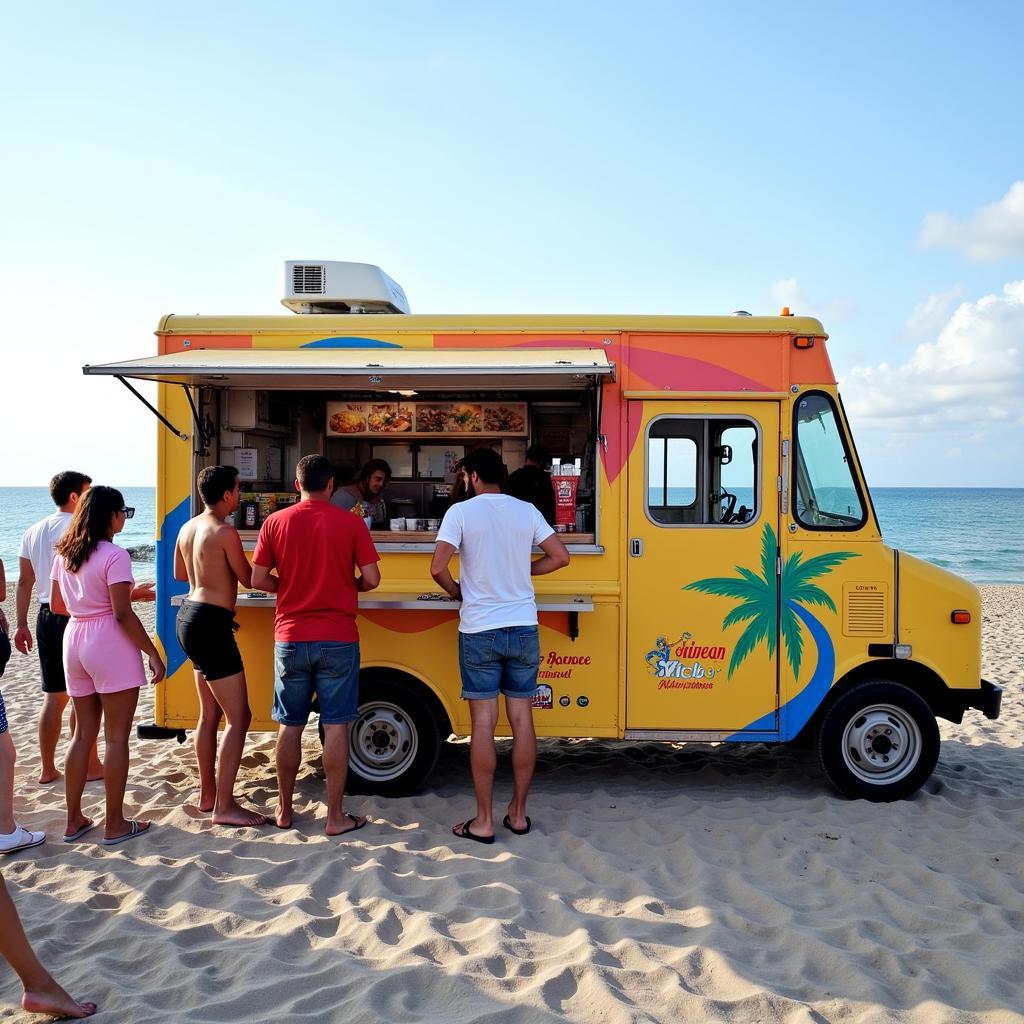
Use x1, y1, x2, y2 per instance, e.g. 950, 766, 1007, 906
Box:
282, 260, 410, 314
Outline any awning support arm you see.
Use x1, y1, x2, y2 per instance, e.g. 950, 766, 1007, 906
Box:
116, 376, 188, 441
181, 385, 213, 455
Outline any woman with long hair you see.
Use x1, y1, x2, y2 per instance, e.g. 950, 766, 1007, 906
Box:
50, 486, 164, 846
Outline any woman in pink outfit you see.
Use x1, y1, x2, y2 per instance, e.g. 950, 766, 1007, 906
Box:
50, 487, 165, 846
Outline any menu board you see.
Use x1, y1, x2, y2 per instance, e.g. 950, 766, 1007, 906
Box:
326, 401, 413, 435
326, 401, 527, 437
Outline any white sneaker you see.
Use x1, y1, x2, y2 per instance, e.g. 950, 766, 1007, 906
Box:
0, 824, 46, 855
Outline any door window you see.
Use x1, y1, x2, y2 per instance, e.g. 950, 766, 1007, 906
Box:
646, 417, 758, 526
793, 393, 866, 529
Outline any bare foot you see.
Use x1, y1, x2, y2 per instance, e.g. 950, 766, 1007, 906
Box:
86, 765, 105, 782
274, 806, 293, 829
38, 769, 61, 785
22, 983, 97, 1018
212, 801, 269, 828
326, 811, 368, 837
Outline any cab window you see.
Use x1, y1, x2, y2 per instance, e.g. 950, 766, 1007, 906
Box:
646, 417, 757, 526
793, 393, 866, 529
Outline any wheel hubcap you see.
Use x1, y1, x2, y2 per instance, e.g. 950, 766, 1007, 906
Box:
349, 702, 419, 782
841, 703, 922, 785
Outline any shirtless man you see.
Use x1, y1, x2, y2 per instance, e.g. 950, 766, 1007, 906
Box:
174, 465, 267, 827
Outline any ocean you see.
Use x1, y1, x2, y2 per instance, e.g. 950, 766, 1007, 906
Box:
0, 486, 1022, 585
1, 487, 157, 583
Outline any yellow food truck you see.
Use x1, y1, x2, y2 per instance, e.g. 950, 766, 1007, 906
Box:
84, 261, 1001, 801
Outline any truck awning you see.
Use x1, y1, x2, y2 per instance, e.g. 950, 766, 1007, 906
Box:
82, 348, 615, 390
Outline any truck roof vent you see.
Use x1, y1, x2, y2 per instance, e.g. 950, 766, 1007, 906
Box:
731, 310, 753, 317
282, 260, 410, 314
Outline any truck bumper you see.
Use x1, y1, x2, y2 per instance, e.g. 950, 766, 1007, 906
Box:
961, 679, 1003, 720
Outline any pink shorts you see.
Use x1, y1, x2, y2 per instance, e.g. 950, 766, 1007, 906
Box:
63, 615, 146, 697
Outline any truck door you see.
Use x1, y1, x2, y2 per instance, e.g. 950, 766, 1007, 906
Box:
625, 400, 782, 734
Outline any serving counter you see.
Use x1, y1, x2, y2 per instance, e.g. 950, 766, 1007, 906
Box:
171, 591, 595, 639
236, 530, 600, 552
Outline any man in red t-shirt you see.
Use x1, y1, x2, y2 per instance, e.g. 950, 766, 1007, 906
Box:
252, 455, 381, 836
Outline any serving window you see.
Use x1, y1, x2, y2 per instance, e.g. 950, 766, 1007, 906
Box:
200, 386, 600, 545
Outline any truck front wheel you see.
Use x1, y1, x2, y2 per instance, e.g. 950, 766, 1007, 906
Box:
345, 679, 442, 797
816, 680, 940, 801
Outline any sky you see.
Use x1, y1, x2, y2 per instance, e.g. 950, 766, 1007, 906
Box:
1, 1, 1022, 487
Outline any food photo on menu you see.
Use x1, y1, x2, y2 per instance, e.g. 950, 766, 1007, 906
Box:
367, 403, 413, 432
448, 403, 482, 432
415, 405, 451, 432
483, 403, 526, 433
326, 402, 368, 435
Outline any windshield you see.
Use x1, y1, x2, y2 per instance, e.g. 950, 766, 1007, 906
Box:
793, 393, 865, 529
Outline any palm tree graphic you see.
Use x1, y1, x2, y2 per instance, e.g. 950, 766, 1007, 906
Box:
684, 523, 858, 685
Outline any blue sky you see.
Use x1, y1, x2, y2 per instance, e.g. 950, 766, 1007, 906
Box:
2, 1, 1022, 486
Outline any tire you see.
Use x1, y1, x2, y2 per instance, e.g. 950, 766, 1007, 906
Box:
345, 679, 442, 797
816, 680, 940, 801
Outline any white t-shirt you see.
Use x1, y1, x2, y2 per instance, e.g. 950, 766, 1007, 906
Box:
19, 511, 73, 603
436, 493, 554, 634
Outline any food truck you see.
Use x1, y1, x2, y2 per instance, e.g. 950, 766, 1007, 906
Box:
83, 261, 1001, 801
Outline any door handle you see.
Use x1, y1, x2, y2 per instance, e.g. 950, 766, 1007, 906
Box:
629, 537, 643, 557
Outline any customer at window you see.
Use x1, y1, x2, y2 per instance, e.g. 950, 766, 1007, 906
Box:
252, 455, 380, 835
13, 471, 103, 786
431, 448, 570, 843
51, 487, 165, 847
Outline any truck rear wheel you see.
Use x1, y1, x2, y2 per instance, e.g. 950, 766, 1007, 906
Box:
345, 679, 442, 797
816, 680, 940, 801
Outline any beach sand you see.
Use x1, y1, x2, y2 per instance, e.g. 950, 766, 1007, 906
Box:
0, 587, 1021, 1023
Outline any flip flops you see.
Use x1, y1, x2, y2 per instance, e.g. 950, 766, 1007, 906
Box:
502, 814, 532, 836
452, 819, 495, 845
101, 819, 151, 846
0, 824, 46, 855
329, 812, 369, 837
62, 820, 98, 843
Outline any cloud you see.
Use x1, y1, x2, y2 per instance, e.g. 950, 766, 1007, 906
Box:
919, 181, 1024, 262
903, 285, 964, 337
841, 281, 1024, 433
770, 278, 854, 323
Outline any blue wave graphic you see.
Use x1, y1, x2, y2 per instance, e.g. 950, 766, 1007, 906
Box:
727, 601, 835, 741
156, 497, 190, 678
300, 337, 401, 349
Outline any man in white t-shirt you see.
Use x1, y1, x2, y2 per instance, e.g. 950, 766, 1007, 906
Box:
14, 471, 103, 784
431, 448, 569, 844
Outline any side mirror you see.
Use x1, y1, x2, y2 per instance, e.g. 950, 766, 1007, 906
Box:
714, 444, 733, 465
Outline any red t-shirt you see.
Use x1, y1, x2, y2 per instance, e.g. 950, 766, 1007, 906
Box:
252, 499, 380, 643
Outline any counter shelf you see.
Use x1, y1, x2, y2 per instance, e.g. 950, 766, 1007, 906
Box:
236, 531, 599, 552
170, 592, 594, 640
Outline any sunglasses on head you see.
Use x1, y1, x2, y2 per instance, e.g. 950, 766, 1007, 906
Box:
120, 507, 135, 519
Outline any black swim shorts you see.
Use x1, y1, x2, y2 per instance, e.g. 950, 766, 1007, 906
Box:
37, 604, 70, 693
175, 599, 244, 682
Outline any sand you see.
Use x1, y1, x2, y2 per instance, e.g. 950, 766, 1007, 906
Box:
0, 587, 1021, 1023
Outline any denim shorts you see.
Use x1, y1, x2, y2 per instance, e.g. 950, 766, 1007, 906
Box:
458, 626, 541, 700
273, 641, 360, 726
